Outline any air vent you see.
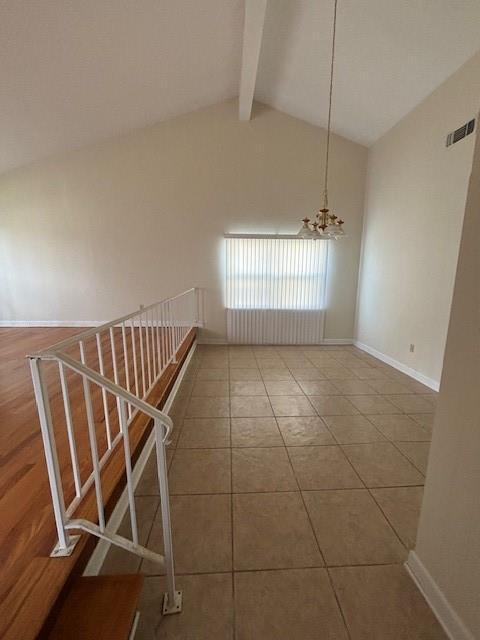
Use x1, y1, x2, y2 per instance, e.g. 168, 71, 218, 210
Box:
446, 118, 475, 147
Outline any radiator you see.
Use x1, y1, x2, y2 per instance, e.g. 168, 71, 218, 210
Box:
226, 308, 325, 344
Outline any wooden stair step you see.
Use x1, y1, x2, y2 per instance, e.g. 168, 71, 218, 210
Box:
48, 574, 144, 640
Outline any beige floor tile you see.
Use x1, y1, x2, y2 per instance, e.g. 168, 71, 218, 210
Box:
404, 379, 437, 394
367, 414, 431, 441
231, 417, 283, 447
289, 367, 327, 380
331, 353, 366, 366
330, 564, 448, 640
367, 379, 412, 394
229, 368, 262, 381
281, 357, 313, 368
235, 568, 348, 640
318, 366, 357, 380
230, 380, 266, 396
177, 418, 230, 448
342, 442, 425, 487
303, 489, 406, 566
232, 447, 297, 492
352, 367, 390, 380
137, 574, 233, 640
331, 379, 378, 395
395, 441, 430, 474
323, 415, 385, 444
230, 396, 273, 417
229, 359, 258, 369
260, 368, 294, 381
186, 396, 230, 418
297, 380, 340, 395
233, 492, 323, 570
264, 380, 304, 395
101, 496, 158, 575
348, 395, 402, 414
307, 356, 339, 368
288, 446, 363, 490
135, 449, 174, 496
270, 395, 316, 417
409, 413, 435, 432
142, 494, 232, 575
196, 368, 229, 381
256, 358, 287, 369
201, 357, 229, 368
309, 395, 359, 416
191, 380, 229, 397
169, 449, 231, 494
277, 416, 335, 446
385, 394, 437, 413
371, 486, 424, 548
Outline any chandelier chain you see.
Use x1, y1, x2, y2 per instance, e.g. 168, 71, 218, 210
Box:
323, 0, 338, 210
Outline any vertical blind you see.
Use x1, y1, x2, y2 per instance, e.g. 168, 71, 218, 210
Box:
225, 237, 328, 344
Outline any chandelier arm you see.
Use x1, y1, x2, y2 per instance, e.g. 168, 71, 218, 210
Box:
323, 0, 338, 210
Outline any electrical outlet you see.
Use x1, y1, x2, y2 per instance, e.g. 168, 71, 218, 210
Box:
409, 344, 415, 353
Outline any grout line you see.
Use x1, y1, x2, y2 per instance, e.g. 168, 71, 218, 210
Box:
326, 567, 354, 640
227, 348, 237, 640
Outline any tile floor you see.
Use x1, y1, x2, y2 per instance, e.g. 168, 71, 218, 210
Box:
101, 344, 447, 639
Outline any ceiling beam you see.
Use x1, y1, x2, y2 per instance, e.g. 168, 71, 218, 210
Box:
238, 0, 268, 121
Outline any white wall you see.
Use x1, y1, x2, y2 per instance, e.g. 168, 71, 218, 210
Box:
355, 51, 480, 385
0, 100, 367, 342
408, 124, 480, 640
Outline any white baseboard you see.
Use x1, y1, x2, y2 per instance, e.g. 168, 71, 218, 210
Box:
354, 341, 440, 391
0, 320, 106, 328
197, 338, 354, 346
406, 551, 475, 640
83, 340, 197, 576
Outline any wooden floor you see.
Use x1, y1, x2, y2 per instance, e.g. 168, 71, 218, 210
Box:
0, 326, 195, 640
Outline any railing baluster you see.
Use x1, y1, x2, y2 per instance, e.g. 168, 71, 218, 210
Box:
109, 327, 119, 385
121, 323, 132, 419
161, 302, 167, 367
138, 310, 147, 397
58, 362, 82, 497
110, 326, 122, 429
96, 333, 113, 449
154, 418, 177, 610
155, 305, 162, 373
82, 372, 106, 532
130, 319, 139, 398
145, 309, 152, 390
149, 308, 157, 381
30, 357, 71, 552
119, 399, 138, 545
152, 308, 158, 378
169, 301, 176, 364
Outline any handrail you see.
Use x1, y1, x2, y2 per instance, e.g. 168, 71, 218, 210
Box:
28, 287, 202, 616
29, 287, 198, 356
46, 352, 173, 439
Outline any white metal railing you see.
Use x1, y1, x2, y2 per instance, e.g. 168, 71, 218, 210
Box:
28, 287, 203, 615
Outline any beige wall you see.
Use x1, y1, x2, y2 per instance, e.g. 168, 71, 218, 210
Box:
411, 124, 480, 639
356, 51, 480, 384
0, 100, 367, 342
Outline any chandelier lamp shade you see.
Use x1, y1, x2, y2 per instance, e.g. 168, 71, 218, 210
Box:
298, 0, 345, 240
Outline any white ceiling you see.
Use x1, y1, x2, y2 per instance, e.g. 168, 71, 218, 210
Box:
1, 0, 479, 174
256, 0, 480, 145
0, 0, 244, 174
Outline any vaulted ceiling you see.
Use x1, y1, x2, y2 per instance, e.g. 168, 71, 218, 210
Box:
1, 0, 479, 174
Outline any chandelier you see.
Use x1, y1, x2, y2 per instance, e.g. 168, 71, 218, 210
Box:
298, 0, 345, 240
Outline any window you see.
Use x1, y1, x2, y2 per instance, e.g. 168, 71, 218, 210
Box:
225, 236, 328, 344
225, 236, 328, 310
